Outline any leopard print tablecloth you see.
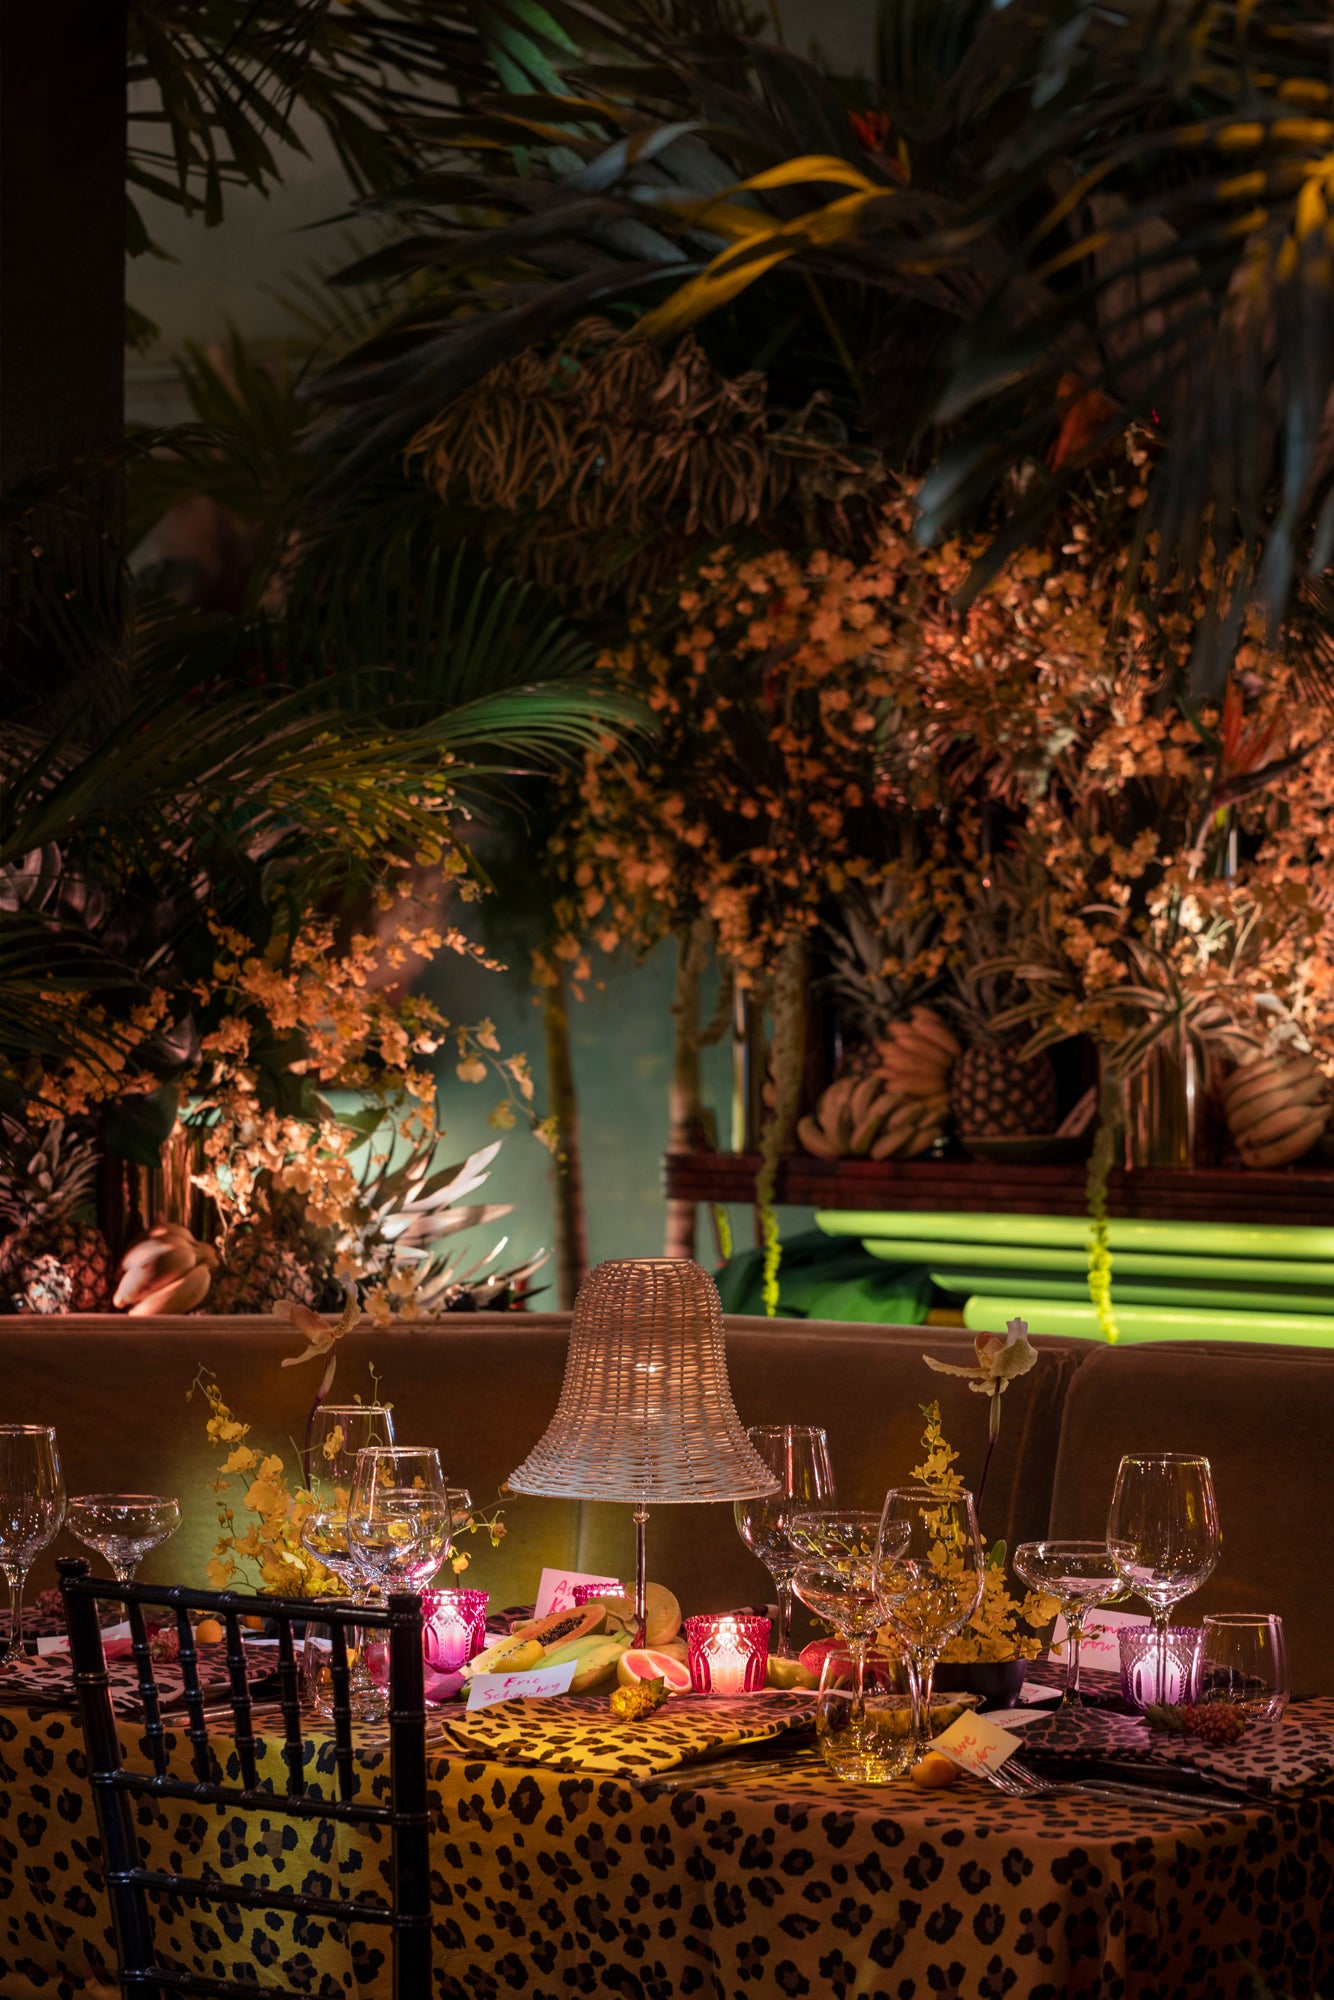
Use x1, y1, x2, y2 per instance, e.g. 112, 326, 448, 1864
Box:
2, 1689, 1332, 2000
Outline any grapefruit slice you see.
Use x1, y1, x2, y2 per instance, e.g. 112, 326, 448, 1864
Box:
617, 1647, 693, 1693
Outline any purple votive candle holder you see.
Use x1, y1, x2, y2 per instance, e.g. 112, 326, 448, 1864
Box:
573, 1583, 624, 1606
422, 1589, 489, 1673
685, 1614, 770, 1695
1118, 1624, 1203, 1709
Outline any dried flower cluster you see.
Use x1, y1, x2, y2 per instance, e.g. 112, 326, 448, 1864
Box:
34, 889, 547, 1302
553, 448, 1334, 1072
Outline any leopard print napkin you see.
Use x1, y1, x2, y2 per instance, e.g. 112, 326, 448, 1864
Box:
436, 1690, 818, 1778
1019, 1697, 1334, 1798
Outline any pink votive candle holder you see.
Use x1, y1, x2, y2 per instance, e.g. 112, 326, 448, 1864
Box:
1118, 1624, 1203, 1709
573, 1583, 624, 1606
685, 1613, 770, 1696
422, 1588, 489, 1673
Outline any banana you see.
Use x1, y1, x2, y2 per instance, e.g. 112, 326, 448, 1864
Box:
128, 1265, 212, 1317
114, 1227, 215, 1313
1238, 1108, 1328, 1168
870, 1101, 934, 1159
1236, 1099, 1323, 1150
797, 1115, 841, 1159
1222, 1056, 1302, 1109
848, 1074, 883, 1125
906, 1007, 962, 1058
1228, 1073, 1329, 1134
848, 1107, 888, 1155
114, 1241, 194, 1302
464, 1635, 546, 1678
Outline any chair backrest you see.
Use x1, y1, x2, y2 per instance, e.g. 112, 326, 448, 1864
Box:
57, 1558, 430, 2000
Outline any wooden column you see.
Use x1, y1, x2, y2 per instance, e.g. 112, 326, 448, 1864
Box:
1, 0, 126, 668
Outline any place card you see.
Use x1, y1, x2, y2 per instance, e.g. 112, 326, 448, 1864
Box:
930, 1711, 1024, 1776
1049, 1607, 1142, 1670
533, 1567, 623, 1618
466, 1660, 577, 1710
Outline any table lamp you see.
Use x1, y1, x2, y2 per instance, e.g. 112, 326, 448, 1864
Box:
507, 1257, 780, 1643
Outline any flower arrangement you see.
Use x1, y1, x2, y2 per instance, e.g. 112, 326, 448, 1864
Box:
191, 1293, 506, 1595
910, 1400, 1057, 1664
549, 438, 1334, 1303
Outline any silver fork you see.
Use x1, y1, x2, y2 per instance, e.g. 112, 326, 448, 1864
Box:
976, 1757, 1248, 1814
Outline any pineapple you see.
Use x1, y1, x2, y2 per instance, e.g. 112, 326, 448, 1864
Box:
944, 920, 1059, 1143
210, 1191, 330, 1313
948, 1035, 1059, 1141
827, 878, 941, 1054
0, 1119, 113, 1313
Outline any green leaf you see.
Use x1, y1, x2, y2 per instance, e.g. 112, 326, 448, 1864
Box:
104, 1085, 181, 1167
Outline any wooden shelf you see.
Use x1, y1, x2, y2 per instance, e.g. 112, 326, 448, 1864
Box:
664, 1150, 1334, 1228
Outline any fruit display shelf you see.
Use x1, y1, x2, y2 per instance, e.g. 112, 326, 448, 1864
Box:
663, 1149, 1334, 1228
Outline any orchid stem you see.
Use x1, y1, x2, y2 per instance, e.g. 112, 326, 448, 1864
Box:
974, 1427, 998, 1517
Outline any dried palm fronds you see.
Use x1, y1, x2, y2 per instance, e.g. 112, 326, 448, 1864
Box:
407, 318, 888, 606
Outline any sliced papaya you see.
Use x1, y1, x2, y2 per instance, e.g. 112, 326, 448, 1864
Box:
510, 1604, 606, 1651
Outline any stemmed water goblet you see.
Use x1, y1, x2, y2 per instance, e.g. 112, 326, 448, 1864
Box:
300, 1405, 395, 1716
347, 1446, 451, 1595
877, 1485, 984, 1761
734, 1426, 835, 1657
1107, 1452, 1220, 1707
1012, 1539, 1130, 1706
0, 1426, 66, 1666
66, 1495, 181, 1585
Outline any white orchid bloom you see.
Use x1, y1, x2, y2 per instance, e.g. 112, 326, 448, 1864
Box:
923, 1319, 1039, 1439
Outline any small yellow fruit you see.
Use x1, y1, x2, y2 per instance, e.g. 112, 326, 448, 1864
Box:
910, 1752, 960, 1790
195, 1618, 224, 1645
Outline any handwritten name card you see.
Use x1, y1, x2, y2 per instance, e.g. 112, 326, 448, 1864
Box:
465, 1660, 577, 1710
930, 1711, 1024, 1776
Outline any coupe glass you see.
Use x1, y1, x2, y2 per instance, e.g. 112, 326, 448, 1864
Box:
67, 1494, 181, 1584
734, 1426, 835, 1657
788, 1510, 911, 1673
0, 1425, 66, 1664
1107, 1452, 1220, 1707
1012, 1538, 1131, 1706
878, 1485, 984, 1761
347, 1446, 450, 1594
1198, 1614, 1288, 1725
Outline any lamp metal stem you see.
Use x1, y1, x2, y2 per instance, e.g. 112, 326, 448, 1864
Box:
633, 1505, 649, 1648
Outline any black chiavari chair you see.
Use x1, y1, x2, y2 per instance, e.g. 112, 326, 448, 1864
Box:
58, 1557, 431, 2000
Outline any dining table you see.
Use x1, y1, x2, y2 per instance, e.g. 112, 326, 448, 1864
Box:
3, 1639, 1334, 2000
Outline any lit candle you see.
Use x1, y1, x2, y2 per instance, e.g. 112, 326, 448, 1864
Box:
685, 1612, 771, 1695
423, 1588, 489, 1674
704, 1618, 748, 1696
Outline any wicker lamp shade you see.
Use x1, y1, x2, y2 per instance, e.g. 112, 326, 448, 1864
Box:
508, 1258, 778, 1505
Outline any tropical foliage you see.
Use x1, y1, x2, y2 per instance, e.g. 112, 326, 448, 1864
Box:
311, 0, 1334, 695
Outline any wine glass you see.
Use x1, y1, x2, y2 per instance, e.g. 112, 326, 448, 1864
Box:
0, 1425, 66, 1664
1012, 1539, 1130, 1706
347, 1446, 450, 1595
878, 1485, 984, 1761
734, 1426, 835, 1657
1107, 1452, 1220, 1706
67, 1495, 181, 1585
308, 1403, 395, 1492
